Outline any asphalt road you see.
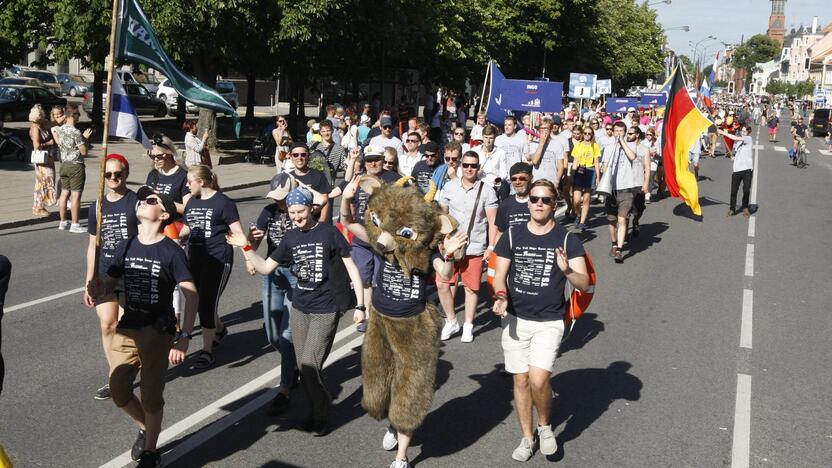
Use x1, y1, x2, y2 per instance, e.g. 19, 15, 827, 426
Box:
0, 117, 830, 467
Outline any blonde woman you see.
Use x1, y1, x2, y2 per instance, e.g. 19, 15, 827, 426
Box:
29, 105, 58, 216
382, 147, 401, 175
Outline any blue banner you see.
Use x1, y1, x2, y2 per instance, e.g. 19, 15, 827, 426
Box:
606, 98, 638, 114
486, 63, 563, 124
639, 92, 667, 107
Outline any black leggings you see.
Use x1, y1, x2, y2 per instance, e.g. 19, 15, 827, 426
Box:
0, 255, 11, 396
190, 254, 232, 330
730, 170, 753, 211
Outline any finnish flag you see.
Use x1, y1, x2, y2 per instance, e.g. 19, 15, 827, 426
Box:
109, 73, 152, 149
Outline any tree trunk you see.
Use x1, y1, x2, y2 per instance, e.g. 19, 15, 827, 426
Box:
245, 71, 257, 123
92, 69, 105, 126
192, 55, 219, 146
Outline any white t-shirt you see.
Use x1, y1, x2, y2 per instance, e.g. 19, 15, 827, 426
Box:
529, 137, 566, 181
601, 143, 636, 191
495, 132, 530, 168
473, 145, 507, 185
596, 133, 615, 151
399, 151, 423, 177
369, 134, 404, 154
732, 136, 754, 172
632, 141, 649, 187
470, 123, 486, 141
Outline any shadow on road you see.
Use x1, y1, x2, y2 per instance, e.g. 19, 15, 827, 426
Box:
409, 365, 513, 465
625, 221, 668, 259
559, 312, 604, 356
547, 361, 642, 462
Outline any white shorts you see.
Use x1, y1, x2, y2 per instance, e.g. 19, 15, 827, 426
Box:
689, 151, 700, 165
501, 315, 565, 374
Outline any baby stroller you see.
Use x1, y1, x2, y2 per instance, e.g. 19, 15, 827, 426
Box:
246, 130, 276, 164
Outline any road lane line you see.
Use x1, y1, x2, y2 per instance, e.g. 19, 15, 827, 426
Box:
99, 327, 361, 468
773, 146, 786, 152
744, 244, 754, 277
4, 287, 84, 314
752, 145, 764, 150
740, 289, 753, 349
731, 373, 752, 468
747, 216, 755, 238
820, 149, 831, 156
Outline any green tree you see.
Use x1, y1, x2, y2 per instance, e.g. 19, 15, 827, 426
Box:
765, 79, 786, 95
678, 55, 694, 72
732, 34, 780, 76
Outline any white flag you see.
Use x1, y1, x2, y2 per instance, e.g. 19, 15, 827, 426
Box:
109, 73, 152, 149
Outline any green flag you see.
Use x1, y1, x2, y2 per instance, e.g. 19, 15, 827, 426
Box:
116, 0, 239, 135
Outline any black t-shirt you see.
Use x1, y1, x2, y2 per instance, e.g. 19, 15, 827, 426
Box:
185, 192, 240, 262
411, 160, 438, 194
494, 222, 584, 321
145, 167, 190, 204
793, 124, 808, 138
256, 203, 296, 257
270, 222, 351, 314
291, 169, 332, 195
372, 251, 441, 318
88, 191, 140, 274
496, 196, 531, 233
352, 170, 401, 247
107, 236, 192, 329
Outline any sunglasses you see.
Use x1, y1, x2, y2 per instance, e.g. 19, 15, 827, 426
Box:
445, 157, 459, 162
382, 125, 392, 130
291, 152, 308, 158
454, 132, 465, 136
383, 160, 396, 165
365, 158, 383, 163
425, 153, 438, 157
583, 132, 593, 136
141, 197, 166, 212
149, 153, 168, 160
406, 139, 420, 143
510, 176, 529, 182
462, 163, 479, 169
605, 128, 613, 131
529, 195, 555, 205
627, 132, 637, 136
105, 171, 124, 180
277, 119, 286, 123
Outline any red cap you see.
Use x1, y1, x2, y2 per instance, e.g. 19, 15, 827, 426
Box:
106, 153, 129, 169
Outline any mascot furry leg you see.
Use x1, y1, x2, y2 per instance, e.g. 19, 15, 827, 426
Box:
361, 303, 441, 436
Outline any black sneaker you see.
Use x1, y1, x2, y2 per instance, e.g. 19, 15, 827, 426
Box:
300, 418, 330, 437
136, 450, 161, 468
94, 384, 112, 400
131, 429, 147, 461
212, 326, 229, 348
267, 392, 290, 416
632, 222, 640, 238
356, 320, 367, 333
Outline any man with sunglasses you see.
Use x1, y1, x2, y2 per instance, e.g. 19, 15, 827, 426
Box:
56, 102, 93, 233
287, 142, 332, 223
369, 116, 404, 154
87, 186, 198, 468
495, 162, 534, 244
399, 131, 424, 176
411, 141, 441, 194
438, 151, 498, 343
492, 179, 589, 462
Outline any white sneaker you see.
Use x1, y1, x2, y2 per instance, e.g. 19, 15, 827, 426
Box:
440, 320, 460, 341
389, 459, 410, 468
511, 437, 536, 462
461, 323, 474, 343
69, 223, 86, 234
645, 193, 651, 204
537, 424, 557, 455
58, 221, 70, 230
382, 425, 398, 451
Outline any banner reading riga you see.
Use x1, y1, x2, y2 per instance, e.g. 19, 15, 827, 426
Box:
116, 0, 239, 134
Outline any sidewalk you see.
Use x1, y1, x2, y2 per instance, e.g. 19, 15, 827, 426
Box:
0, 136, 275, 229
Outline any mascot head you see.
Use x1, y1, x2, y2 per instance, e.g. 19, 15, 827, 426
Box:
360, 176, 457, 277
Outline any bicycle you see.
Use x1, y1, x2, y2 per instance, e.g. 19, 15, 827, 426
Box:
792, 140, 808, 168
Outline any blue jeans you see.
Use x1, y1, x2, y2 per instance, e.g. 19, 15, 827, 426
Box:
262, 266, 297, 389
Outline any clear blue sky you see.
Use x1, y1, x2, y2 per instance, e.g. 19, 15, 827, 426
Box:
656, 0, 828, 59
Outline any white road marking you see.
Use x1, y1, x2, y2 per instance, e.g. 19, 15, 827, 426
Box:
753, 145, 764, 150
773, 146, 786, 152
740, 289, 753, 349
744, 244, 754, 277
820, 149, 832, 156
99, 328, 362, 468
747, 216, 755, 238
4, 287, 85, 314
731, 373, 752, 468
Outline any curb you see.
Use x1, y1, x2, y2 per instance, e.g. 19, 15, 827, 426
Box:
0, 179, 270, 231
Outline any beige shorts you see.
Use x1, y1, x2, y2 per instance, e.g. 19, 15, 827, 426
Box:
109, 326, 174, 413
501, 314, 564, 374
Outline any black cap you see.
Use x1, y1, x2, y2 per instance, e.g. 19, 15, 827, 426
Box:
422, 141, 439, 155
289, 142, 309, 152
137, 186, 177, 226
509, 162, 533, 176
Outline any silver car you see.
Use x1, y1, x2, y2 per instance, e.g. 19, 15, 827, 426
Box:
57, 73, 91, 97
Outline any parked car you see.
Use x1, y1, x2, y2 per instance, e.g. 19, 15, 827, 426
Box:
0, 85, 67, 121
184, 79, 239, 114
156, 78, 177, 112
82, 82, 167, 117
809, 108, 830, 137
135, 73, 161, 95
19, 70, 62, 96
57, 73, 91, 97
0, 77, 43, 87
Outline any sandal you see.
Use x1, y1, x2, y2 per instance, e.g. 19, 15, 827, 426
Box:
212, 326, 228, 348
193, 351, 214, 369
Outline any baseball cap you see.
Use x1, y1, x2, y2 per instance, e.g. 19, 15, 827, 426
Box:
360, 114, 371, 124
551, 115, 563, 125
306, 119, 316, 129
362, 145, 384, 161
266, 172, 297, 201
422, 141, 439, 155
137, 186, 177, 226
379, 116, 393, 128
627, 107, 636, 112
510, 162, 533, 176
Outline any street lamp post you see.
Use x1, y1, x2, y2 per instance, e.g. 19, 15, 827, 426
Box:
664, 26, 690, 32
648, 0, 672, 6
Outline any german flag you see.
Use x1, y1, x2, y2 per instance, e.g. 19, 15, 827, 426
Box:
661, 66, 711, 216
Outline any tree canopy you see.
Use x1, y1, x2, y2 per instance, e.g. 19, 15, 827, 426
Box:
732, 34, 781, 75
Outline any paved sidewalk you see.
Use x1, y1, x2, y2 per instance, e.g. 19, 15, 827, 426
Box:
0, 137, 275, 229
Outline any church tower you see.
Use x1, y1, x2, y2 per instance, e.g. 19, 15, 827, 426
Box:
767, 0, 786, 47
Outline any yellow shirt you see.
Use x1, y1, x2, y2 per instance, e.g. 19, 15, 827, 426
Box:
572, 141, 600, 168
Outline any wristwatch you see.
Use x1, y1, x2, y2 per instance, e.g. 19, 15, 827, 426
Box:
178, 330, 193, 340
355, 305, 367, 312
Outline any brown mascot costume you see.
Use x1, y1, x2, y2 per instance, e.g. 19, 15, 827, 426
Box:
339, 174, 465, 468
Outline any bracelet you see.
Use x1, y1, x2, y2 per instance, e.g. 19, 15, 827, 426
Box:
242, 244, 252, 252
494, 290, 507, 297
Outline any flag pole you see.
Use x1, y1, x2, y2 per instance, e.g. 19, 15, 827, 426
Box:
93, 0, 121, 277
478, 60, 492, 115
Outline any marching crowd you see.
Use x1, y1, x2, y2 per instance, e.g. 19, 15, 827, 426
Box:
4, 89, 811, 467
